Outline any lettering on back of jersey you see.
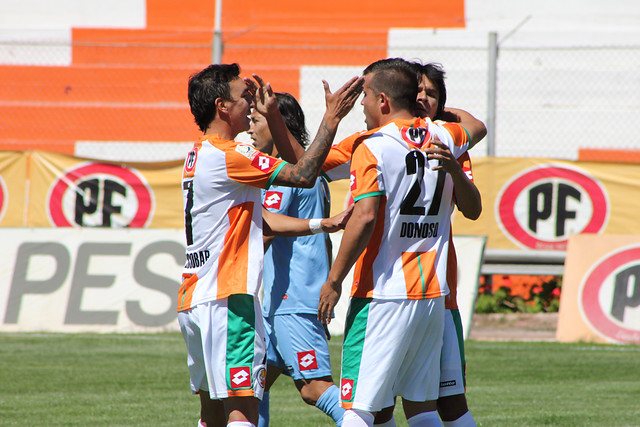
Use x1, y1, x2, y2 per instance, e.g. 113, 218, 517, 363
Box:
399, 221, 439, 238
264, 191, 283, 209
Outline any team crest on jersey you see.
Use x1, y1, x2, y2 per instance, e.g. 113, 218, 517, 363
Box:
297, 350, 318, 371
350, 172, 357, 191
184, 146, 199, 177
340, 378, 354, 401
264, 191, 283, 209
401, 125, 428, 147
229, 366, 252, 389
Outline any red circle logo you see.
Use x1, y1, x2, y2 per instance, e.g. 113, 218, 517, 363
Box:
0, 176, 7, 223
579, 245, 640, 344
496, 164, 608, 250
47, 162, 154, 227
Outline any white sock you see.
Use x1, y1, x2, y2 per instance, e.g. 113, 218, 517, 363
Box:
342, 409, 375, 427
442, 411, 476, 427
227, 422, 255, 427
198, 419, 206, 427
407, 411, 442, 427
374, 416, 397, 427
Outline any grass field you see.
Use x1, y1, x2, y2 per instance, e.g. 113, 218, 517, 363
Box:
1, 333, 639, 426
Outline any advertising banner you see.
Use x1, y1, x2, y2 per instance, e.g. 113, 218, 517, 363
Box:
557, 234, 640, 344
451, 158, 640, 251
0, 228, 185, 333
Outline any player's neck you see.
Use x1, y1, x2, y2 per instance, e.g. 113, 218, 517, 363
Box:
204, 120, 237, 141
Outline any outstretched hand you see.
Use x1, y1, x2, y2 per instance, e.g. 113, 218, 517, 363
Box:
320, 204, 354, 233
248, 74, 278, 117
323, 76, 364, 121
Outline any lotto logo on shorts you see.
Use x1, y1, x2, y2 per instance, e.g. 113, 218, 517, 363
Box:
297, 350, 318, 371
252, 154, 275, 171
229, 366, 252, 389
340, 378, 354, 401
264, 191, 283, 209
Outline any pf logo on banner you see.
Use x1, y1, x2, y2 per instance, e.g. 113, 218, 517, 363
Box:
496, 164, 608, 250
0, 175, 7, 224
579, 245, 640, 344
48, 162, 154, 228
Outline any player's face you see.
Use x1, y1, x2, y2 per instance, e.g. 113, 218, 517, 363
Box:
361, 73, 381, 130
416, 75, 440, 120
226, 77, 254, 135
248, 111, 276, 156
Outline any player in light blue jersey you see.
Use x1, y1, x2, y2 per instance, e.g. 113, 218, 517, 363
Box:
249, 92, 345, 427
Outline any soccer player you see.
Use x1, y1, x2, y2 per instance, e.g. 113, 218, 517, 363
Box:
316, 58, 473, 427
178, 63, 362, 427
373, 63, 482, 427
248, 92, 345, 426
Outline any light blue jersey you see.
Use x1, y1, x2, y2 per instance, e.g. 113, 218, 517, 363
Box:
261, 177, 331, 317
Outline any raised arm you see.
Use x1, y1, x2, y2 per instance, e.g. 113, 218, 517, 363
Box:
253, 76, 363, 187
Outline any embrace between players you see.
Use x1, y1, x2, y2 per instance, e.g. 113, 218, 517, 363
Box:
178, 57, 486, 427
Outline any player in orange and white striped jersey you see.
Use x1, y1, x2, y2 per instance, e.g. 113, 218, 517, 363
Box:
178, 63, 362, 427
316, 58, 476, 427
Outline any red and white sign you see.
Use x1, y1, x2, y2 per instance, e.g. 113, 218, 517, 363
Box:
340, 378, 354, 400
0, 176, 7, 223
264, 191, 283, 210
47, 162, 154, 228
297, 350, 318, 371
579, 245, 640, 344
229, 366, 252, 388
496, 164, 608, 250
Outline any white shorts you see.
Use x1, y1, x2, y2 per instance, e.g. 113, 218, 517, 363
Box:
339, 296, 444, 412
439, 309, 466, 397
178, 294, 266, 400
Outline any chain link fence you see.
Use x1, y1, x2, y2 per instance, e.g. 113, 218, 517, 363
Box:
1, 32, 639, 161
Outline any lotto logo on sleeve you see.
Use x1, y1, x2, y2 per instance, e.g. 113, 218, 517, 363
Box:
496, 164, 608, 250
297, 350, 318, 371
350, 172, 357, 192
251, 154, 276, 171
264, 191, 283, 209
47, 162, 154, 228
340, 378, 354, 401
229, 366, 252, 389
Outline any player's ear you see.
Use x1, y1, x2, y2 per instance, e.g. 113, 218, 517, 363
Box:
215, 97, 227, 114
379, 92, 391, 113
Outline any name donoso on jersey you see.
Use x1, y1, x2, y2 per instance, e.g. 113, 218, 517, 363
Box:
399, 221, 439, 238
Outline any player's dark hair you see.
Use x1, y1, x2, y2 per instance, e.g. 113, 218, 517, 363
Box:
421, 62, 447, 119
363, 58, 419, 113
188, 63, 241, 133
276, 92, 309, 148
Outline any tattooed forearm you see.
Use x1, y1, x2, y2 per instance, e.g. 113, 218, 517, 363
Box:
273, 118, 337, 187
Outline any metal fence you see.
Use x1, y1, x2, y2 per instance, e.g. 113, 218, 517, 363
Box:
1, 32, 639, 161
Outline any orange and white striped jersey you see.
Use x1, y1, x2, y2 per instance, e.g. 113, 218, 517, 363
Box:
347, 117, 470, 300
445, 151, 473, 310
177, 135, 285, 312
